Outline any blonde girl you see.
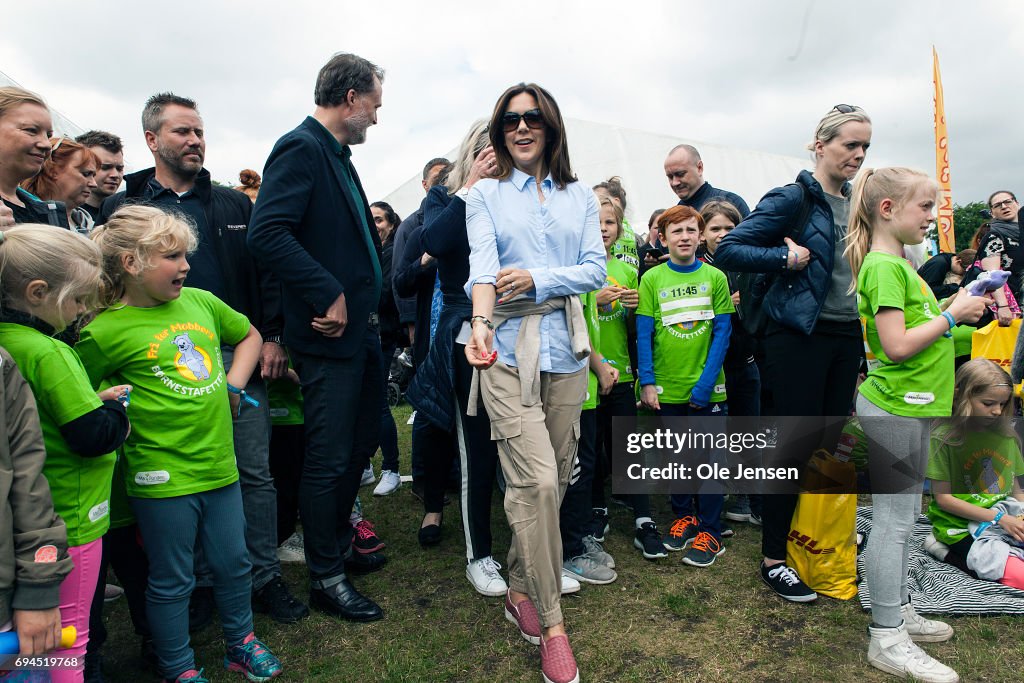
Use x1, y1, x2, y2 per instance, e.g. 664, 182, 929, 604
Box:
926, 358, 1024, 589
847, 167, 987, 683
0, 224, 130, 682
76, 206, 281, 683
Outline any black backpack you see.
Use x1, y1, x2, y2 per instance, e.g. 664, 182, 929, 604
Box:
736, 184, 815, 336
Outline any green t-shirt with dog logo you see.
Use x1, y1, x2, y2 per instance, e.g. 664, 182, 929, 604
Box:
76, 288, 250, 498
637, 262, 733, 405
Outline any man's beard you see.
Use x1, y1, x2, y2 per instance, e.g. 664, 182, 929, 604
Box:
157, 145, 203, 179
345, 112, 371, 145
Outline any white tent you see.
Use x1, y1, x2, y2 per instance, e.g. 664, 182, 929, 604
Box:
0, 71, 85, 140
383, 117, 812, 229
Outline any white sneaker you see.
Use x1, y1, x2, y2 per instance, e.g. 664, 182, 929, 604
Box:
901, 603, 954, 643
867, 623, 959, 683
277, 532, 305, 564
922, 531, 950, 561
466, 556, 508, 597
560, 574, 581, 595
359, 465, 375, 487
373, 470, 402, 496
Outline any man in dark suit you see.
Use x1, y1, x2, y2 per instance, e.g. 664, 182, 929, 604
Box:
248, 53, 386, 623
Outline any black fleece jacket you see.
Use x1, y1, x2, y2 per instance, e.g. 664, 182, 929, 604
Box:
99, 168, 282, 341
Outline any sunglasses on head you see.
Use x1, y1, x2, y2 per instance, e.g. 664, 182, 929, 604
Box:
832, 104, 861, 114
501, 109, 545, 133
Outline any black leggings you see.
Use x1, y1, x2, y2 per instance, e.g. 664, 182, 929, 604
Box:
760, 322, 862, 560
422, 344, 500, 562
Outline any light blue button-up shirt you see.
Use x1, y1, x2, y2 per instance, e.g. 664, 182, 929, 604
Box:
465, 167, 606, 373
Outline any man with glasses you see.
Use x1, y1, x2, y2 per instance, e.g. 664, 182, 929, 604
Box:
248, 53, 387, 624
979, 190, 1022, 320
75, 130, 125, 222
664, 144, 750, 217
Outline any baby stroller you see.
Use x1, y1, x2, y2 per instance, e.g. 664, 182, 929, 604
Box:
387, 348, 415, 408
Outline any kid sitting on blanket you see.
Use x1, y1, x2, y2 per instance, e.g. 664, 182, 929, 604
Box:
926, 358, 1024, 590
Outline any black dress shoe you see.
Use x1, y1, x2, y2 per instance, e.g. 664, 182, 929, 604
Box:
345, 550, 387, 575
309, 578, 383, 622
253, 575, 310, 624
418, 524, 442, 547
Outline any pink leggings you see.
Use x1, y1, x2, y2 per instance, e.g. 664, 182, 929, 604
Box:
49, 539, 101, 683
999, 556, 1024, 591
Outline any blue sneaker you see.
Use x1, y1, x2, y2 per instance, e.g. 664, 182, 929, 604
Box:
224, 633, 283, 681
164, 669, 209, 683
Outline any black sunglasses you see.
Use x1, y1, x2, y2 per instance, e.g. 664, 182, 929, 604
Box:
832, 104, 860, 114
501, 109, 545, 133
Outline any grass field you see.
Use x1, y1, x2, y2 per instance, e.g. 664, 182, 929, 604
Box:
99, 404, 1021, 682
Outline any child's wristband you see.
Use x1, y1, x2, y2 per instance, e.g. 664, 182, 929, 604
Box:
940, 311, 955, 337
226, 383, 260, 409
992, 509, 1006, 526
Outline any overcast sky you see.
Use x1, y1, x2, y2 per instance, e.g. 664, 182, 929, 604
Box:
5, 1, 1021, 220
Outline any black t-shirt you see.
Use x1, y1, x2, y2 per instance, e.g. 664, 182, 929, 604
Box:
80, 202, 102, 222
144, 179, 227, 302
979, 228, 1023, 300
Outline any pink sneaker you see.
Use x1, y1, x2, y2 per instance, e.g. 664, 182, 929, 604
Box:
503, 591, 541, 645
540, 634, 580, 683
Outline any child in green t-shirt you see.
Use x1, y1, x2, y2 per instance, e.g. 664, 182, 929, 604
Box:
848, 167, 989, 679
77, 206, 282, 682
926, 359, 1024, 589
0, 224, 131, 672
637, 205, 734, 569
591, 198, 665, 560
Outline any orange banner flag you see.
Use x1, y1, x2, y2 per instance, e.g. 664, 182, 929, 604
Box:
933, 47, 955, 253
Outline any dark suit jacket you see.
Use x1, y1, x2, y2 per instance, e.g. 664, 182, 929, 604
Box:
248, 116, 382, 359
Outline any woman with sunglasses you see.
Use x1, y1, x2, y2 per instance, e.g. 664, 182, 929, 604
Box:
715, 104, 872, 603
0, 87, 69, 229
464, 83, 604, 683
22, 137, 98, 235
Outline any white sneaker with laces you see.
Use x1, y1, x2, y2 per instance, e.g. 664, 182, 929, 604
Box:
560, 574, 581, 595
867, 623, 959, 683
466, 556, 508, 597
373, 470, 402, 496
359, 465, 376, 487
277, 532, 305, 564
901, 602, 954, 642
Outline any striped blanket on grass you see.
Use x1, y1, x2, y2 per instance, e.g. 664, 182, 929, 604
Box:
855, 506, 1024, 614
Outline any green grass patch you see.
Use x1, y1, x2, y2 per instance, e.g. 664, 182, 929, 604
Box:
96, 404, 1022, 681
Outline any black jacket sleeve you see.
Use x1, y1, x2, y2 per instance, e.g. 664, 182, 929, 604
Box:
393, 224, 437, 299
58, 400, 129, 458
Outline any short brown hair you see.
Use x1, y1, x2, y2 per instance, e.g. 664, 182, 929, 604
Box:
656, 205, 704, 235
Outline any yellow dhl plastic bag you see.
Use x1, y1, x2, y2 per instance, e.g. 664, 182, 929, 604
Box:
787, 476, 858, 600
970, 319, 1021, 370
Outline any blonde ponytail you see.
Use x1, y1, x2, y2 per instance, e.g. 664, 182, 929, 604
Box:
844, 167, 935, 294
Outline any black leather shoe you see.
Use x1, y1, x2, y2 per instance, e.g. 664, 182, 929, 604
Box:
309, 578, 383, 622
253, 575, 310, 624
345, 550, 387, 575
418, 524, 442, 547
188, 585, 214, 632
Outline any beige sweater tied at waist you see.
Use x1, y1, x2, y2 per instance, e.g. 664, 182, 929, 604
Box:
466, 295, 590, 417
